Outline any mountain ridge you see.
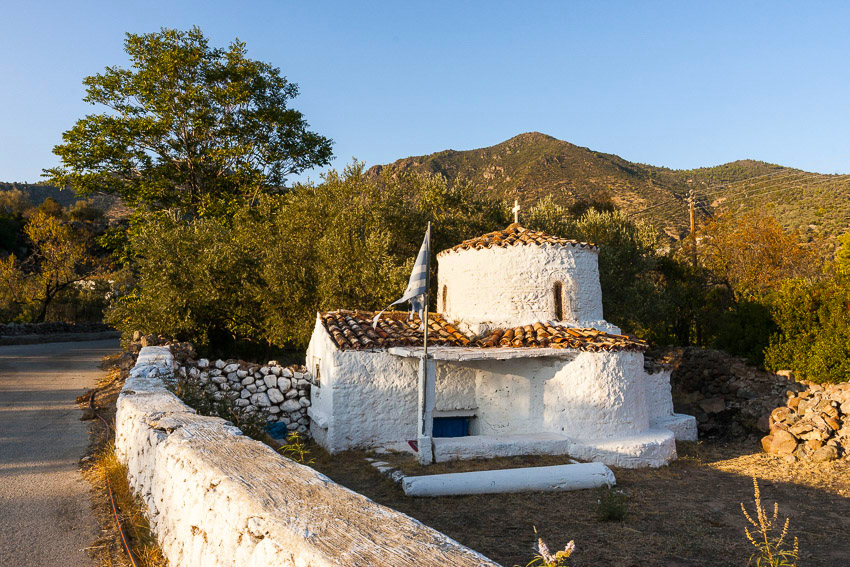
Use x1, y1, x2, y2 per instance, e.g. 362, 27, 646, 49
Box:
367, 132, 848, 239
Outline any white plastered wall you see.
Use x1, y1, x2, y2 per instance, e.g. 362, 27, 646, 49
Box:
437, 244, 604, 331
308, 316, 420, 452
310, 324, 687, 456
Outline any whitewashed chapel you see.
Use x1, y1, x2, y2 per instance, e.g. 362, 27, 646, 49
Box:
306, 223, 696, 468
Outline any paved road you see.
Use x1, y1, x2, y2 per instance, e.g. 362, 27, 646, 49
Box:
0, 339, 119, 566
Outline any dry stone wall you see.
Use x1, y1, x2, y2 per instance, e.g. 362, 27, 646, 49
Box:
176, 357, 314, 434
659, 347, 795, 440
116, 346, 499, 567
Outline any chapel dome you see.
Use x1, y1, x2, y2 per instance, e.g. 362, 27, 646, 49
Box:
436, 224, 606, 332
438, 223, 597, 256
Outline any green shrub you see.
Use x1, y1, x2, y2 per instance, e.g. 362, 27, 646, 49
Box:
764, 276, 850, 383
107, 163, 505, 353
596, 486, 628, 522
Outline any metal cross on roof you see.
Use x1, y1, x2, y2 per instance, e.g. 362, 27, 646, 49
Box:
512, 199, 521, 224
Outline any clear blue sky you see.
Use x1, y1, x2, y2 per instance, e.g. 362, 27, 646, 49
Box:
2, 1, 849, 184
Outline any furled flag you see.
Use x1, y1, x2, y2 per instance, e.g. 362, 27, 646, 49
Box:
373, 223, 431, 329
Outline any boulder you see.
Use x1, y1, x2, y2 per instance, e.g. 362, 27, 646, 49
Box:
812, 445, 839, 463
223, 363, 240, 373
264, 375, 278, 389
281, 399, 301, 413
699, 398, 726, 414
769, 430, 798, 455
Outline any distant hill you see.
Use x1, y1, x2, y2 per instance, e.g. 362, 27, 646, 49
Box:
368, 132, 850, 240
0, 182, 128, 221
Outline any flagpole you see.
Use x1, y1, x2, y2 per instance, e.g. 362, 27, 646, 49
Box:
417, 221, 433, 465
423, 221, 430, 360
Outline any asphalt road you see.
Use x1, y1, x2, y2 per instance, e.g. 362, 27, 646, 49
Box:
0, 339, 120, 566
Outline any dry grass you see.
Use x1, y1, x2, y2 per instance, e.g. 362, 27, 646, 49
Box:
79, 355, 167, 567
304, 440, 850, 567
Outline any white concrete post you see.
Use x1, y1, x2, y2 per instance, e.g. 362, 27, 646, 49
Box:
417, 356, 436, 465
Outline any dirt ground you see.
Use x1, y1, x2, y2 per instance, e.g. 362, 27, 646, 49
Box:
304, 440, 850, 567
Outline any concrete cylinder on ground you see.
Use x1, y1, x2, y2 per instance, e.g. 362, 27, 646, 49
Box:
401, 462, 615, 497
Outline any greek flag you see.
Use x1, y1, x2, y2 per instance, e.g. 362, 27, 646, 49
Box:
373, 224, 430, 328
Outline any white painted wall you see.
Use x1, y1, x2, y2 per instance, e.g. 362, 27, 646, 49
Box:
118, 347, 498, 567
309, 312, 686, 466
437, 243, 604, 331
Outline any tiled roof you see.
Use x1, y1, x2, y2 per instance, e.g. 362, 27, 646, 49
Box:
476, 323, 647, 352
321, 310, 471, 351
438, 223, 597, 256
319, 310, 646, 352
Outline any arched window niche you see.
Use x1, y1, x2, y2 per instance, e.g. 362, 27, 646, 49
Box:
553, 281, 564, 321
442, 285, 448, 312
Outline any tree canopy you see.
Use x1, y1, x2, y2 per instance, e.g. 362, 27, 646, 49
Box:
45, 27, 333, 217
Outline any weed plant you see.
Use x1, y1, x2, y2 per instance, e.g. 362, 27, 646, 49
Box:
520, 526, 575, 567
741, 477, 799, 567
279, 431, 315, 464
596, 486, 629, 522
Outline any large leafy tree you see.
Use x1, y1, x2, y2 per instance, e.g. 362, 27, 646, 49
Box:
46, 27, 333, 217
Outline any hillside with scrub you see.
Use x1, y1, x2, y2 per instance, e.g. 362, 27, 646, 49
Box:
368, 132, 850, 240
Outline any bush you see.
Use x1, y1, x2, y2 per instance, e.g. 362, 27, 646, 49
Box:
764, 277, 850, 383
596, 486, 628, 522
107, 163, 506, 353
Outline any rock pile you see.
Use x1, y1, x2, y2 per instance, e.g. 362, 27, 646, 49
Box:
656, 347, 799, 439
762, 381, 850, 462
175, 358, 315, 435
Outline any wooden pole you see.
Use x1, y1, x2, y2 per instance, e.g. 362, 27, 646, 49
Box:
688, 188, 697, 269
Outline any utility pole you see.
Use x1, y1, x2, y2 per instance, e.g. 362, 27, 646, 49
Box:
687, 187, 697, 269
687, 186, 702, 346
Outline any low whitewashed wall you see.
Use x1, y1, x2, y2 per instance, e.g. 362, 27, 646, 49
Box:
116, 347, 498, 567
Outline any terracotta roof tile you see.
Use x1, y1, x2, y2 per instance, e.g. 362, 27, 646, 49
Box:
320, 310, 645, 353
320, 310, 470, 351
475, 323, 647, 352
438, 223, 597, 256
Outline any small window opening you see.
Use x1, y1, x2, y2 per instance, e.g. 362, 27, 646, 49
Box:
442, 285, 448, 312
553, 281, 564, 320
314, 361, 321, 387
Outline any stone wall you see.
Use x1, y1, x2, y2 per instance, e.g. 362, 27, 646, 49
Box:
116, 346, 499, 567
660, 347, 795, 440
175, 357, 314, 435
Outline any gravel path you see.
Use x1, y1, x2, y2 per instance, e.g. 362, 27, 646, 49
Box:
0, 339, 119, 566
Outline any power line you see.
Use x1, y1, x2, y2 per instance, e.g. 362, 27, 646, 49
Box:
629, 169, 844, 217
635, 172, 850, 220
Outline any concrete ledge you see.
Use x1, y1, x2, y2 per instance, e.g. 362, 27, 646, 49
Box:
116, 347, 498, 567
433, 433, 573, 462
652, 414, 698, 442
569, 429, 677, 469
